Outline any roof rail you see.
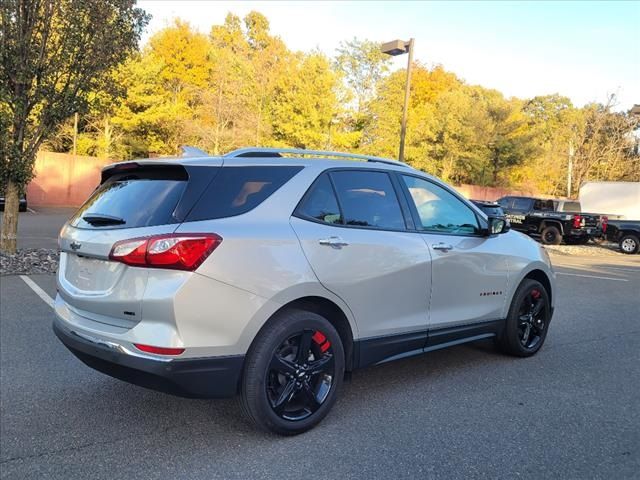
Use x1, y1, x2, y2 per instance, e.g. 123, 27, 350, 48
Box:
224, 147, 410, 168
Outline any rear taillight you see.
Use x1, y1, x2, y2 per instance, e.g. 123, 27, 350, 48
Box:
602, 216, 608, 233
572, 215, 582, 229
110, 233, 222, 271
134, 343, 185, 356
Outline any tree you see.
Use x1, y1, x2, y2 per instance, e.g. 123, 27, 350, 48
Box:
270, 52, 340, 149
335, 38, 390, 115
0, 0, 149, 252
571, 99, 640, 194
479, 91, 540, 185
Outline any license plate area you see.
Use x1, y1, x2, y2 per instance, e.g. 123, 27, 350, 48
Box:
64, 254, 122, 293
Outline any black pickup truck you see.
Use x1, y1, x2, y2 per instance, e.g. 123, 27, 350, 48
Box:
605, 220, 640, 254
496, 196, 600, 245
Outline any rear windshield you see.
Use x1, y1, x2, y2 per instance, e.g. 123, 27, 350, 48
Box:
559, 201, 581, 212
186, 166, 303, 221
70, 166, 187, 229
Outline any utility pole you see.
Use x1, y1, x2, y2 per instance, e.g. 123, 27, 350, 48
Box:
72, 112, 78, 156
567, 139, 574, 198
398, 39, 414, 163
381, 38, 415, 163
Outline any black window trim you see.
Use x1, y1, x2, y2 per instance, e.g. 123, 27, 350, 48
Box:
394, 171, 488, 238
293, 167, 414, 233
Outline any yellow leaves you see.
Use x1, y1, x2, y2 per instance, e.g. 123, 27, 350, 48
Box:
148, 19, 210, 90
44, 10, 637, 195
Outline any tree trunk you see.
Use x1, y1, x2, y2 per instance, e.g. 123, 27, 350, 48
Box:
0, 180, 21, 254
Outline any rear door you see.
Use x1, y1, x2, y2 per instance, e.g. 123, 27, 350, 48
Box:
57, 161, 220, 327
290, 170, 432, 341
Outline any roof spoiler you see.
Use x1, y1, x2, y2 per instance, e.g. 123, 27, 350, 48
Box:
180, 146, 209, 157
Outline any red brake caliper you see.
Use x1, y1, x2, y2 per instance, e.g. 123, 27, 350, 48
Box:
531, 289, 541, 300
312, 331, 331, 353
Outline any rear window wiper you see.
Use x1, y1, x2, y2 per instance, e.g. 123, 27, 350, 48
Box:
82, 213, 126, 226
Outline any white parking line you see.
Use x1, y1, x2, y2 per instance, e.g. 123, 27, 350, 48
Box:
19, 275, 55, 308
556, 272, 628, 282
595, 266, 640, 274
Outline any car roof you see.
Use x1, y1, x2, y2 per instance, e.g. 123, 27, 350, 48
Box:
103, 147, 434, 178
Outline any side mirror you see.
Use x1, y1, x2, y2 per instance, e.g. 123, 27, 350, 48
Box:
487, 216, 509, 235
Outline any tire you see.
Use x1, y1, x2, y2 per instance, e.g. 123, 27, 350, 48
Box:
619, 234, 640, 254
240, 309, 345, 435
496, 279, 551, 357
540, 225, 562, 245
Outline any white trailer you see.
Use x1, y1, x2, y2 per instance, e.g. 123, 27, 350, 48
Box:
579, 182, 640, 220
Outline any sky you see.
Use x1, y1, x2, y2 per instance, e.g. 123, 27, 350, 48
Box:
139, 1, 639, 110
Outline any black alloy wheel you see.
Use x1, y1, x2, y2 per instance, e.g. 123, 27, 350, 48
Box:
240, 309, 344, 435
497, 279, 551, 357
517, 287, 547, 349
267, 329, 335, 421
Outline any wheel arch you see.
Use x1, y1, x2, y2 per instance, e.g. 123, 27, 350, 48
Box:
253, 296, 356, 371
523, 269, 553, 306
539, 220, 564, 235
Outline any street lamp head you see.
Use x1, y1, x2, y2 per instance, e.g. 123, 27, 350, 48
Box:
381, 39, 408, 56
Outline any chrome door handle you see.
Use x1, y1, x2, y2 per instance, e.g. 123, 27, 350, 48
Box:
318, 236, 350, 248
432, 242, 453, 251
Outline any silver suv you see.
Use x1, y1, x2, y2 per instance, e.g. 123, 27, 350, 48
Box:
54, 147, 555, 435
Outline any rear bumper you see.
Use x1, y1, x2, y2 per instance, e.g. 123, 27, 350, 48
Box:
567, 228, 600, 237
53, 318, 243, 398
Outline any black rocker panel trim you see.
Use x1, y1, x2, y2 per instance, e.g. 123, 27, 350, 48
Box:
354, 330, 428, 369
426, 319, 504, 349
354, 319, 504, 369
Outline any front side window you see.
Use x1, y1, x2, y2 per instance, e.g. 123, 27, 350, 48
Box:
401, 175, 480, 235
497, 197, 512, 208
511, 198, 531, 210
296, 173, 342, 224
330, 170, 405, 230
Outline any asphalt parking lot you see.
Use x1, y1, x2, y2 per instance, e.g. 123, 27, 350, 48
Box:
1, 213, 639, 479
0, 207, 75, 250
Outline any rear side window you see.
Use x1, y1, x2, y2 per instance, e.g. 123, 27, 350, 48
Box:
70, 166, 187, 229
560, 201, 581, 212
187, 166, 303, 221
534, 199, 554, 211
331, 170, 405, 230
296, 173, 342, 224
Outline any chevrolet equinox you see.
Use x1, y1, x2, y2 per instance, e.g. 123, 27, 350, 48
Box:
54, 147, 556, 435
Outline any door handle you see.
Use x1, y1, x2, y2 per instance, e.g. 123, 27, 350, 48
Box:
318, 236, 350, 248
432, 242, 453, 251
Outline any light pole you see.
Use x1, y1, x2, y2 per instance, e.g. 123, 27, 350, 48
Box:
381, 38, 414, 163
